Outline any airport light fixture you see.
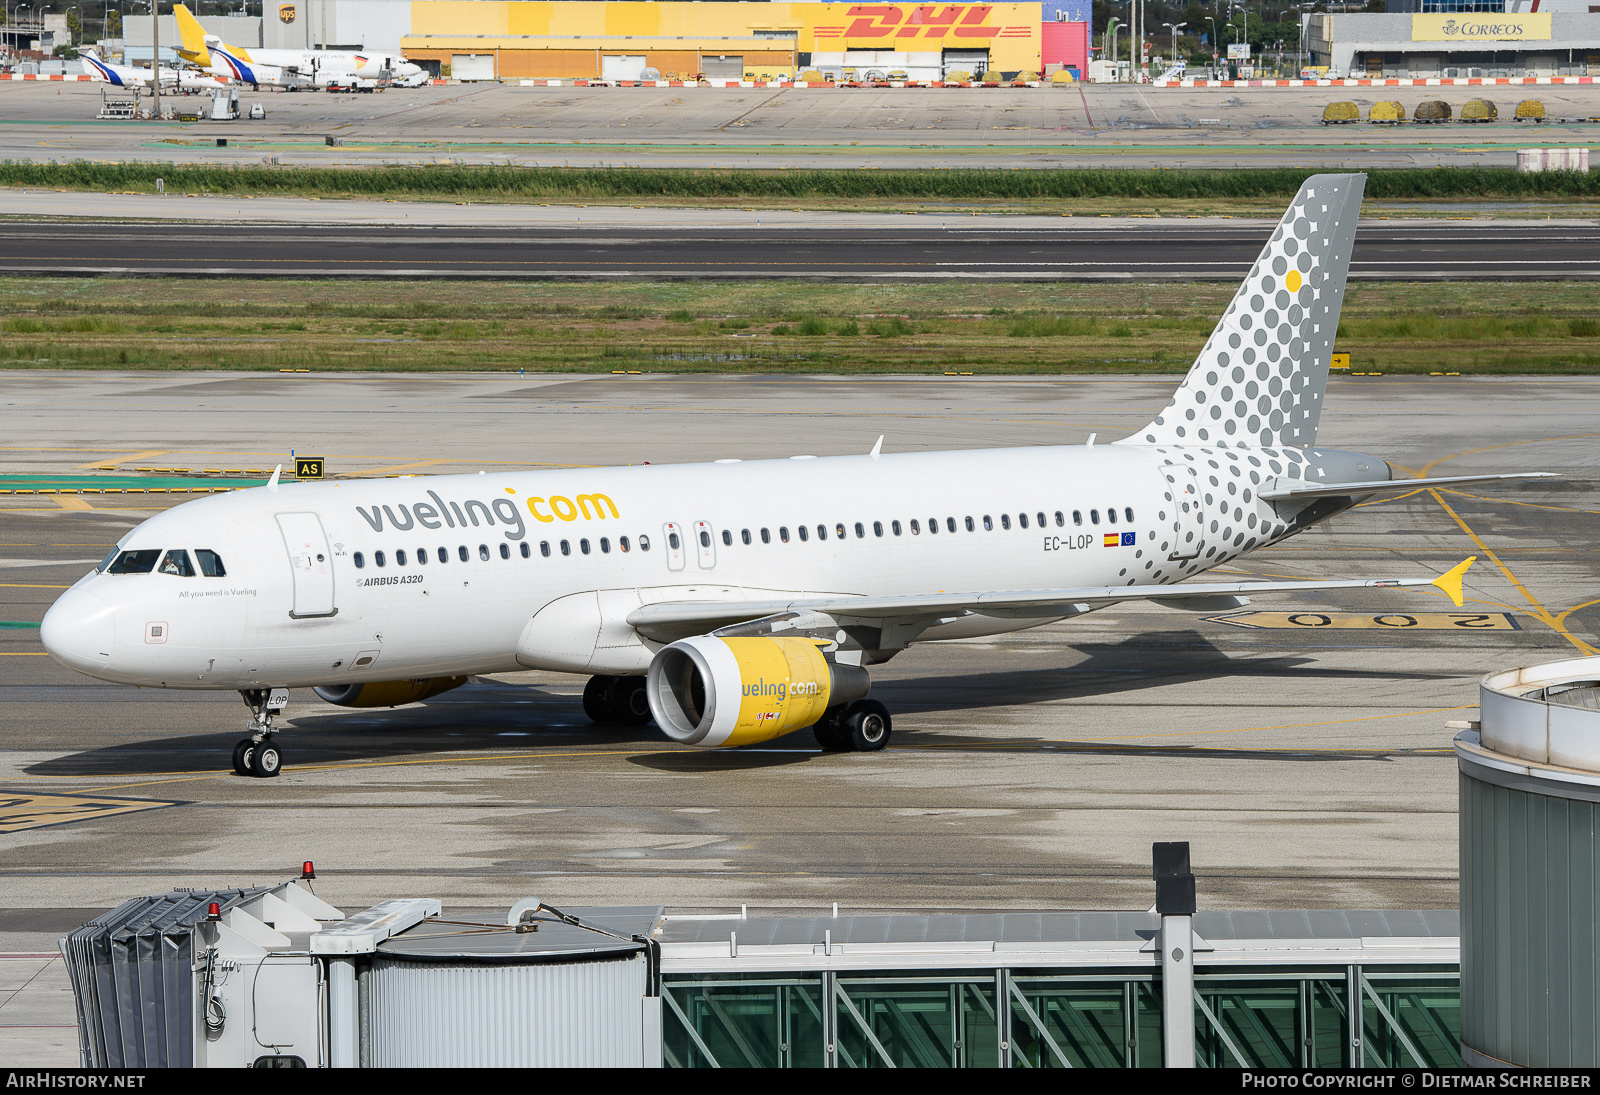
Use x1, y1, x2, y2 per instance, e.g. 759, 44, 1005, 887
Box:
1206, 15, 1220, 78
1163, 21, 1186, 71
1106, 16, 1121, 75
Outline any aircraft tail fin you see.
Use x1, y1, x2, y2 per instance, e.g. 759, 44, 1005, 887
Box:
1122, 173, 1365, 450
174, 4, 212, 67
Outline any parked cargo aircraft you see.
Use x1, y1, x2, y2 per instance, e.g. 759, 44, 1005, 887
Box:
79, 48, 225, 90
174, 4, 423, 89
41, 174, 1551, 777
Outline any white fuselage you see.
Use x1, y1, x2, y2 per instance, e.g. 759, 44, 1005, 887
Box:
40, 441, 1350, 693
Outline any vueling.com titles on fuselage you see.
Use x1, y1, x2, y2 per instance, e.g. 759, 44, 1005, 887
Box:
354, 489, 620, 542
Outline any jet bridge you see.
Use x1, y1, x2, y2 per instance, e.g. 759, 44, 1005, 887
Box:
59, 874, 1460, 1068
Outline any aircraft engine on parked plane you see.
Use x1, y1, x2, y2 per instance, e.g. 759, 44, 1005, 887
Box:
313, 676, 469, 708
646, 636, 871, 747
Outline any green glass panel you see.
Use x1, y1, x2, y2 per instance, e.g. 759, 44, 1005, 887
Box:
1194, 977, 1349, 1068
663, 974, 826, 1068
1010, 981, 1130, 1067
1361, 976, 1462, 1068
835, 976, 999, 1068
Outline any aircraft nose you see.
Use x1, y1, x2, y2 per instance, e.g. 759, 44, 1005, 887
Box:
40, 587, 116, 674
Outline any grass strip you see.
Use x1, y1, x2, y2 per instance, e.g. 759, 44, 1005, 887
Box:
3, 277, 1598, 375
4, 162, 1600, 203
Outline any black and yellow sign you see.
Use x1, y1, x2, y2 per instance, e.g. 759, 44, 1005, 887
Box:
0, 791, 179, 833
279, 4, 297, 24
1207, 610, 1519, 631
294, 456, 325, 479
1331, 353, 1350, 370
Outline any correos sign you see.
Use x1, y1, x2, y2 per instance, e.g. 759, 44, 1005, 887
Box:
1411, 13, 1551, 41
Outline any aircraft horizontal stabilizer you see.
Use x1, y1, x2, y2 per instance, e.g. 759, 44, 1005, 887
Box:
626, 565, 1478, 633
1258, 472, 1557, 502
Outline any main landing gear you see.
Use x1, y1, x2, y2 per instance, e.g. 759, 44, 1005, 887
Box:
234, 687, 288, 778
582, 674, 654, 726
812, 699, 892, 753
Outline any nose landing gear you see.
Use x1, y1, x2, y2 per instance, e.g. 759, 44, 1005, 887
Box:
235, 687, 289, 777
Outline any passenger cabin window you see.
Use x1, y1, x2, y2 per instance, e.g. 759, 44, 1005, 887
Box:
928, 519, 938, 535
639, 535, 651, 552
798, 526, 809, 542
1090, 510, 1100, 525
599, 538, 610, 554
158, 549, 195, 576
817, 525, 828, 541
1073, 511, 1083, 526
458, 545, 469, 562
741, 529, 752, 545
479, 544, 490, 561
891, 521, 901, 536
1016, 514, 1025, 529
501, 543, 512, 559
195, 549, 226, 577
1125, 507, 1135, 522
761, 528, 771, 544
396, 549, 407, 566
353, 552, 365, 569
1107, 509, 1117, 525
437, 547, 448, 563
580, 539, 591, 555
521, 542, 532, 558
874, 521, 884, 537
375, 551, 387, 567
699, 531, 711, 549
780, 527, 790, 543
620, 537, 630, 553
415, 547, 427, 565
541, 541, 552, 557
723, 530, 734, 547
965, 517, 975, 532
910, 520, 920, 535
560, 540, 571, 556
669, 533, 681, 550
836, 524, 847, 540
946, 517, 957, 533
1055, 511, 1065, 527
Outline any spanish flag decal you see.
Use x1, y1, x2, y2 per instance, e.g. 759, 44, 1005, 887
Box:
1103, 533, 1119, 547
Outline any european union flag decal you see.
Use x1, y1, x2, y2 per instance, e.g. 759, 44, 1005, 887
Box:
1121, 532, 1136, 546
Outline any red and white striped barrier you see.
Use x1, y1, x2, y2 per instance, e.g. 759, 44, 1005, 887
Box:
1154, 75, 1597, 88
2, 73, 94, 81
507, 77, 1049, 89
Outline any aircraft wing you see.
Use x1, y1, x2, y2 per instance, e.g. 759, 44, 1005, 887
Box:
1259, 472, 1555, 502
626, 558, 1478, 634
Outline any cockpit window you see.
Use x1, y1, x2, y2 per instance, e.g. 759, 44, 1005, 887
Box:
97, 548, 120, 573
195, 549, 226, 577
107, 549, 160, 574
158, 549, 195, 577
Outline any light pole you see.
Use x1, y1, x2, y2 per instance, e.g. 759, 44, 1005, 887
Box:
1106, 16, 1121, 80
1163, 21, 1186, 76
1206, 15, 1219, 79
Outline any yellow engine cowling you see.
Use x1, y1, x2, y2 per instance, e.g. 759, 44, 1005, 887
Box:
313, 676, 469, 708
646, 635, 870, 747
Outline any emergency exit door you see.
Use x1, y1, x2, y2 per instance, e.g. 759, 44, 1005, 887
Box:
277, 512, 337, 618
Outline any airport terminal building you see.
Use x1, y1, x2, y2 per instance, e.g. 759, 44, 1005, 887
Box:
1309, 2, 1600, 79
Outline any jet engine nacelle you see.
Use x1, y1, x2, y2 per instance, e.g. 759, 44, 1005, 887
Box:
646, 635, 870, 747
313, 676, 469, 708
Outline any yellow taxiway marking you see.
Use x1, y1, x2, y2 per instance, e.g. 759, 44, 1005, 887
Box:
52, 495, 93, 511
0, 652, 51, 656
1207, 609, 1518, 631
72, 449, 170, 470
1429, 488, 1598, 656
1441, 488, 1600, 517
1419, 433, 1600, 479
0, 790, 177, 833
0, 583, 69, 589
353, 458, 455, 478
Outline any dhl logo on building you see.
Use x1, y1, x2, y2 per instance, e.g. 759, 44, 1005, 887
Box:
814, 5, 1031, 41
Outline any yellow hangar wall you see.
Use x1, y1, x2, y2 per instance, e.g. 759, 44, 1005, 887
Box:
402, 2, 1043, 80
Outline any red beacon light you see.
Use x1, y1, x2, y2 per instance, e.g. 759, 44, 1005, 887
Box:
205, 902, 221, 922
301, 861, 316, 881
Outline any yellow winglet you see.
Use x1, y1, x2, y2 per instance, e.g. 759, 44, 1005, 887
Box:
1432, 556, 1477, 607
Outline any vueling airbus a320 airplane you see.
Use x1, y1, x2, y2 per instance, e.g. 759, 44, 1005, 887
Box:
41, 174, 1550, 777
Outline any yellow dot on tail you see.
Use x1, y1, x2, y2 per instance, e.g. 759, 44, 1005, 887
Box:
1286, 270, 1303, 292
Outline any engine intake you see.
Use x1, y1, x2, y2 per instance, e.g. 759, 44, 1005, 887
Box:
313, 676, 469, 708
646, 635, 870, 747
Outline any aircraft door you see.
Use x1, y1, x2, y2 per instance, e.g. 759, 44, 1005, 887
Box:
693, 520, 716, 569
1162, 464, 1204, 561
663, 522, 686, 572
276, 512, 338, 618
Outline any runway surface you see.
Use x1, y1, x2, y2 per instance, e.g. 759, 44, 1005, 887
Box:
4, 81, 1598, 169
3, 217, 1597, 279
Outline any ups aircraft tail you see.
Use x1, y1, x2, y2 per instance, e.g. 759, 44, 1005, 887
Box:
1123, 173, 1365, 451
